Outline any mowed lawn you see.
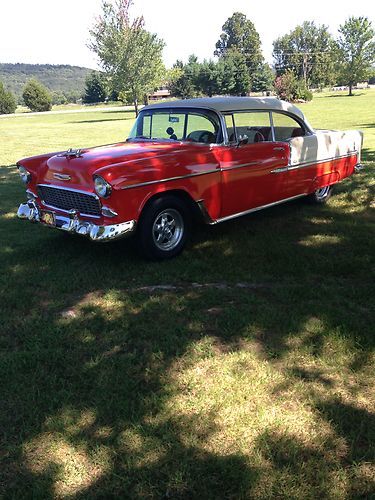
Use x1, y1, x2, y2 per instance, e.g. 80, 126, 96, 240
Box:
0, 91, 374, 498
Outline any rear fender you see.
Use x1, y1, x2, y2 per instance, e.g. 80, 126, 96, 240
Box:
311, 171, 340, 191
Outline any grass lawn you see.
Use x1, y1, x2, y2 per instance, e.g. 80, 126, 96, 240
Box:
0, 90, 374, 498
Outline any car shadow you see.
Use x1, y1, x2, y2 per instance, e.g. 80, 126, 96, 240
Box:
0, 164, 374, 497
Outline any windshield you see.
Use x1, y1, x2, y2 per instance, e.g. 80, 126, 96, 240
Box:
128, 108, 222, 144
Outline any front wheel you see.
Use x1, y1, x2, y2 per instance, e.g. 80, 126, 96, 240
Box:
307, 185, 333, 204
136, 195, 191, 260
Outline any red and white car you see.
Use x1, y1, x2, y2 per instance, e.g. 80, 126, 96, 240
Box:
17, 97, 363, 259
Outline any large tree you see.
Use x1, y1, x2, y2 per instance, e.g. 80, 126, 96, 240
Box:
336, 17, 375, 96
273, 21, 335, 88
89, 0, 165, 115
217, 49, 251, 95
215, 12, 263, 76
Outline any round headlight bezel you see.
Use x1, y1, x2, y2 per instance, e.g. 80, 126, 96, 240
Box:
94, 175, 112, 198
18, 165, 31, 185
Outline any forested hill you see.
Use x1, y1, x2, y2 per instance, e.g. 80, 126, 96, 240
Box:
0, 63, 93, 98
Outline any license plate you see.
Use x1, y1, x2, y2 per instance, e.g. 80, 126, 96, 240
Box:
40, 210, 56, 227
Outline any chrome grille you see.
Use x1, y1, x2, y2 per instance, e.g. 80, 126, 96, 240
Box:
37, 185, 101, 217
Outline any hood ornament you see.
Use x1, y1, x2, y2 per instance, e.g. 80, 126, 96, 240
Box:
53, 173, 71, 181
58, 148, 83, 158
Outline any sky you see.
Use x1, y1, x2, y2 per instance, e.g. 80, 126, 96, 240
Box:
0, 0, 374, 69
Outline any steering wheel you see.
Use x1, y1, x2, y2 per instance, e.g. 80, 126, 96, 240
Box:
198, 131, 214, 144
254, 131, 265, 143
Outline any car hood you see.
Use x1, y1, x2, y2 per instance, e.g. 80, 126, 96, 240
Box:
40, 141, 193, 187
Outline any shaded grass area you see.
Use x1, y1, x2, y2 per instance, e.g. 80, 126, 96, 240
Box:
0, 91, 374, 498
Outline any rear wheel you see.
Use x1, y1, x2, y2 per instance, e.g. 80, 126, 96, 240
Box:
136, 195, 191, 260
307, 185, 333, 204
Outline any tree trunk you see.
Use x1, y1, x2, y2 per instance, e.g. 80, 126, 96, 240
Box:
349, 83, 353, 96
133, 96, 139, 117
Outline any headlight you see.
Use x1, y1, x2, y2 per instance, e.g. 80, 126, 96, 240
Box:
18, 165, 31, 184
94, 176, 112, 198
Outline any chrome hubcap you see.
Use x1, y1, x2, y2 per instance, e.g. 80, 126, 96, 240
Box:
316, 186, 330, 200
152, 209, 184, 251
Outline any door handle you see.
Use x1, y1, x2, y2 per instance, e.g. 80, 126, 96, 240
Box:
273, 147, 285, 151
270, 167, 288, 173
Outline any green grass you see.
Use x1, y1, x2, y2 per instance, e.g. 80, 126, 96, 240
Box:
0, 90, 374, 498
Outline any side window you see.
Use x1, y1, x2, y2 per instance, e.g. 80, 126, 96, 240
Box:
232, 112, 272, 143
186, 113, 218, 143
272, 113, 305, 141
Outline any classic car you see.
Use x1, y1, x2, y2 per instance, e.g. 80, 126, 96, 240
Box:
17, 96, 363, 259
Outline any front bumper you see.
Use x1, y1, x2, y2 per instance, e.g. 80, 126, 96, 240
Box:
17, 200, 136, 242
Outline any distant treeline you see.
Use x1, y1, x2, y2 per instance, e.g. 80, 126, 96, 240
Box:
0, 63, 92, 103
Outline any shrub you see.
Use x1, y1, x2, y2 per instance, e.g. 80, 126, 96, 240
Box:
295, 81, 313, 102
0, 82, 17, 114
274, 70, 313, 102
22, 79, 52, 112
51, 91, 68, 106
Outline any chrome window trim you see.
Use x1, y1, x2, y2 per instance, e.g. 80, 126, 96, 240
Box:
222, 109, 274, 145
271, 110, 314, 136
221, 108, 314, 145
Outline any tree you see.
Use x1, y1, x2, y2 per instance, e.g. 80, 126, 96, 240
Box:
197, 60, 221, 97
89, 0, 165, 115
22, 79, 52, 112
218, 49, 251, 95
0, 81, 17, 114
336, 17, 375, 96
168, 52, 251, 98
251, 63, 274, 92
215, 12, 263, 76
168, 56, 202, 99
273, 21, 335, 88
83, 71, 107, 104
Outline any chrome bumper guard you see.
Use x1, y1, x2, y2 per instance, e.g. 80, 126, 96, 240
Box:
17, 200, 136, 242
354, 163, 364, 173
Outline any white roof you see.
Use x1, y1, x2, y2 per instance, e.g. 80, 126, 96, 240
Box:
143, 96, 306, 121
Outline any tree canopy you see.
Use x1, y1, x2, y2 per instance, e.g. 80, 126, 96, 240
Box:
214, 12, 263, 75
89, 0, 165, 114
273, 21, 335, 88
336, 17, 375, 95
